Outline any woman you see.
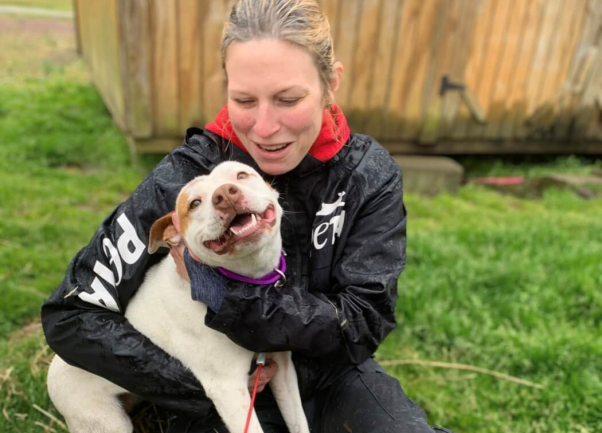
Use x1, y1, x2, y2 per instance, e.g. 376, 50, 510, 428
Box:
42, 1, 452, 432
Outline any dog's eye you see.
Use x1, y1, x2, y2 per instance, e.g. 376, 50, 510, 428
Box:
237, 172, 249, 180
189, 199, 201, 210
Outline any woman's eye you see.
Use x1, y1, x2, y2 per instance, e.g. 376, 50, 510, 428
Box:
237, 172, 249, 180
279, 98, 301, 106
189, 199, 201, 209
234, 99, 254, 106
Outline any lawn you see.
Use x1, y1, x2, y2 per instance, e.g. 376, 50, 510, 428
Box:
1, 11, 601, 433
0, 0, 73, 12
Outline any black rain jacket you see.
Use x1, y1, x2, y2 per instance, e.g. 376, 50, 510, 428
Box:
41, 129, 407, 416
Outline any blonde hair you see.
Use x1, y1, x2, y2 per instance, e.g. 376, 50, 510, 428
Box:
221, 0, 336, 104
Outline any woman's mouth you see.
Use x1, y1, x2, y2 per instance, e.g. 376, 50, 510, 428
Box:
255, 142, 292, 153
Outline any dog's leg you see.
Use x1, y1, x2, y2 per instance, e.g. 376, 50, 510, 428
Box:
267, 352, 310, 433
196, 367, 264, 433
48, 356, 133, 433
174, 338, 264, 433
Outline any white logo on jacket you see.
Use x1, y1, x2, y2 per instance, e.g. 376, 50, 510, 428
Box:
78, 214, 145, 312
312, 192, 346, 250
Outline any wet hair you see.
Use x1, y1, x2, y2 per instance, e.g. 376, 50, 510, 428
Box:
221, 0, 336, 104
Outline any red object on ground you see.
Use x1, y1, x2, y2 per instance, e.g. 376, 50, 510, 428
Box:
472, 176, 525, 186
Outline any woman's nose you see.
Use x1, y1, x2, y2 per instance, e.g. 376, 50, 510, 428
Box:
253, 104, 281, 138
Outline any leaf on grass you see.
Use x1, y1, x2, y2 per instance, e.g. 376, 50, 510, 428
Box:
0, 366, 14, 391
380, 358, 545, 389
32, 404, 67, 431
34, 420, 56, 433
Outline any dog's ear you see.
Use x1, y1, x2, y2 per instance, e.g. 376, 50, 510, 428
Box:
148, 212, 183, 254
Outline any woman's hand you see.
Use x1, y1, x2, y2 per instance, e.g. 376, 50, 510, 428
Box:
249, 359, 278, 393
170, 243, 190, 282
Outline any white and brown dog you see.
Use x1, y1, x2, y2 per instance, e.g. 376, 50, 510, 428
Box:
47, 161, 309, 433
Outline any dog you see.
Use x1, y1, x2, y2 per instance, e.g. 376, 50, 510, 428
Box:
47, 161, 310, 433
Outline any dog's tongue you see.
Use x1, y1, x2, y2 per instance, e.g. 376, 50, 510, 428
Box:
204, 236, 228, 253
230, 213, 253, 230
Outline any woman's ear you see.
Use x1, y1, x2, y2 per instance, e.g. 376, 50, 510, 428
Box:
330, 61, 344, 93
326, 61, 344, 106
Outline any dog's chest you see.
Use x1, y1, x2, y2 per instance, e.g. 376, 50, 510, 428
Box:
124, 258, 222, 353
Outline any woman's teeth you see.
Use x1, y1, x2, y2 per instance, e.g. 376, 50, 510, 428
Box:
258, 143, 289, 152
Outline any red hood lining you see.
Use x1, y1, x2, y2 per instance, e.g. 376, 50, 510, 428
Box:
205, 104, 350, 162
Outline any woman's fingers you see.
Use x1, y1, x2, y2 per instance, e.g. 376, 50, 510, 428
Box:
248, 359, 279, 393
170, 244, 190, 282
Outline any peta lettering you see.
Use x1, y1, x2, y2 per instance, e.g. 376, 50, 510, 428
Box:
78, 214, 145, 312
313, 192, 346, 250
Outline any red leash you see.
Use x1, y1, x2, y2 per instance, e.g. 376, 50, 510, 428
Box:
244, 353, 266, 433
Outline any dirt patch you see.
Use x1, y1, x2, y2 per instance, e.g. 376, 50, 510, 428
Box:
8, 319, 42, 344
0, 15, 86, 83
0, 16, 74, 33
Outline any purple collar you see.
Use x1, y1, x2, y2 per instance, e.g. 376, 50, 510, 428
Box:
217, 254, 286, 285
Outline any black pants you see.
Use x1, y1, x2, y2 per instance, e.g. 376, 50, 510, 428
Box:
167, 359, 454, 433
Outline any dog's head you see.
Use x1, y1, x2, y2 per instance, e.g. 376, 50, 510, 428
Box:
148, 161, 283, 278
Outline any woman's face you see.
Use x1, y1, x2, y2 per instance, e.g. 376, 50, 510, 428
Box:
225, 39, 326, 175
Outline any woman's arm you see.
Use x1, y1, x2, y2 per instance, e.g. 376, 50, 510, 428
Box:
205, 153, 406, 365
42, 140, 221, 413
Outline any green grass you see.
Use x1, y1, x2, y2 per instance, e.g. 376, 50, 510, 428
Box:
376, 186, 602, 433
0, 76, 152, 341
0, 22, 154, 431
0, 0, 73, 11
1, 12, 602, 433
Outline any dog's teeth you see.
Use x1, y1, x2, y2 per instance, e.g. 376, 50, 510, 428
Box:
256, 214, 262, 221
251, 213, 257, 225
230, 227, 240, 235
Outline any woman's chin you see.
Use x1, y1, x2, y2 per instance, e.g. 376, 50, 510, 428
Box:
255, 157, 299, 176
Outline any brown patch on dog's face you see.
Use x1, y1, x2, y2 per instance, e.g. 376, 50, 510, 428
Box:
176, 190, 192, 235
148, 212, 182, 253
264, 181, 274, 191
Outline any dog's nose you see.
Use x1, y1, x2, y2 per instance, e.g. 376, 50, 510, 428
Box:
212, 184, 240, 209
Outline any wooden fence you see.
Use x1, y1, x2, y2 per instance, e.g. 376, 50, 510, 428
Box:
74, 0, 602, 154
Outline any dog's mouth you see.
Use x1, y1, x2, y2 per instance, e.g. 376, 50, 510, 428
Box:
203, 204, 277, 254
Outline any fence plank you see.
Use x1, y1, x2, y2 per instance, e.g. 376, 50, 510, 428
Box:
178, 0, 208, 131
437, 0, 480, 140
418, 0, 462, 143
382, 0, 439, 139
526, 0, 567, 137
364, 0, 401, 137
347, 0, 382, 132
499, 0, 545, 140
451, 0, 494, 139
516, 0, 561, 139
320, 0, 342, 55
487, 0, 528, 140
466, 0, 513, 140
118, 0, 152, 138
398, 0, 441, 140
581, 0, 602, 139
150, 0, 179, 136
382, 0, 414, 138
202, 0, 234, 125
333, 0, 362, 110
95, 0, 124, 125
534, 0, 567, 115
551, 0, 589, 139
